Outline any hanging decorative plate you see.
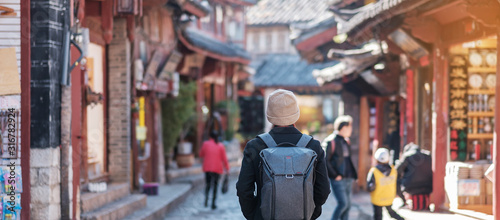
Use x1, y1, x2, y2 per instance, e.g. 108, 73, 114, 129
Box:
486, 52, 497, 67
469, 52, 483, 67
489, 96, 495, 110
485, 74, 496, 89
469, 74, 483, 89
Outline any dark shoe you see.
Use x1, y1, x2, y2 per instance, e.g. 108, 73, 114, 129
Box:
211, 204, 217, 210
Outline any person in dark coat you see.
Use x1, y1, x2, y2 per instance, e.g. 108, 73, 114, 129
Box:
321, 115, 358, 220
236, 89, 331, 220
395, 143, 433, 210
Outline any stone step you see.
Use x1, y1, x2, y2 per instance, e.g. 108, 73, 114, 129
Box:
81, 194, 147, 220
122, 184, 192, 220
81, 183, 130, 213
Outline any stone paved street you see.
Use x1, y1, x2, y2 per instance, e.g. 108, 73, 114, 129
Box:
164, 175, 476, 220
164, 175, 245, 220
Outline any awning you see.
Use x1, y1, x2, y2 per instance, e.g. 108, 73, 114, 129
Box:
178, 27, 251, 65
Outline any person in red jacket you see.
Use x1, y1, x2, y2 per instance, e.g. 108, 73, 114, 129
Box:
200, 131, 230, 209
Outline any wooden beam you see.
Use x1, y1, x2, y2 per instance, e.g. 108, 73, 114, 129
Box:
432, 43, 448, 211
102, 0, 114, 44
358, 96, 370, 190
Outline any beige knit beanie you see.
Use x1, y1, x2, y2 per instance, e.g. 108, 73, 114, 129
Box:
266, 89, 300, 126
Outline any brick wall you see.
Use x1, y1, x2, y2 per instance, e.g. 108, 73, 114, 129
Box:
107, 18, 132, 183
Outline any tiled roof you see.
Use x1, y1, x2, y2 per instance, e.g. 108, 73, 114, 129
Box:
181, 28, 251, 61
246, 0, 333, 26
291, 15, 337, 46
253, 54, 339, 87
336, 0, 431, 37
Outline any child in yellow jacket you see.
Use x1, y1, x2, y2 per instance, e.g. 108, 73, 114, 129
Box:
367, 148, 404, 220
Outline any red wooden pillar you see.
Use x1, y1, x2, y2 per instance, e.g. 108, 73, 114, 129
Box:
20, 0, 31, 218
432, 44, 448, 211
494, 29, 500, 219
405, 69, 416, 143
70, 46, 83, 220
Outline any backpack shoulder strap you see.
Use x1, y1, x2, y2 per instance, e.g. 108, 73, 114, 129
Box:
258, 133, 278, 148
296, 134, 312, 148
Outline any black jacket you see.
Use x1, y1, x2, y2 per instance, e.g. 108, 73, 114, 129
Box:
395, 145, 433, 195
367, 164, 393, 192
236, 126, 331, 220
322, 133, 358, 180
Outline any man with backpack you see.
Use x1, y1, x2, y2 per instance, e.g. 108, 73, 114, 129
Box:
236, 89, 331, 220
321, 115, 357, 220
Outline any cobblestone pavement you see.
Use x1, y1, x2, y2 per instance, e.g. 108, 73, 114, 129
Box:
165, 175, 475, 220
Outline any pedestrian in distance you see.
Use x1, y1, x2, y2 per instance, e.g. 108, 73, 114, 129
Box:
396, 143, 433, 211
199, 130, 230, 210
367, 148, 405, 220
236, 89, 330, 220
321, 115, 358, 220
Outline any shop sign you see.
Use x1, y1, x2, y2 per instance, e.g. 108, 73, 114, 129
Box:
449, 55, 468, 161
388, 29, 429, 60
154, 79, 170, 94
457, 179, 480, 196
142, 50, 163, 90
158, 50, 182, 80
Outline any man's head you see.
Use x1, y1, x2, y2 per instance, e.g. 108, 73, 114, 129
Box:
374, 148, 390, 164
266, 89, 300, 126
333, 115, 353, 138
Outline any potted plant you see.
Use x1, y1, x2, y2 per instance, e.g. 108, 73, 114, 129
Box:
161, 81, 197, 169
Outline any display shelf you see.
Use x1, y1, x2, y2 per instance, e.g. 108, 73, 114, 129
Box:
468, 67, 497, 73
468, 133, 494, 139
468, 89, 496, 95
468, 111, 495, 117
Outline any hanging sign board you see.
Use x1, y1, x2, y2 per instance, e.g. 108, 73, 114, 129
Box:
142, 50, 163, 90
158, 50, 182, 80
154, 79, 170, 94
0, 48, 21, 96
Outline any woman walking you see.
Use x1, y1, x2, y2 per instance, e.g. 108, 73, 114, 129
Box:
199, 131, 230, 209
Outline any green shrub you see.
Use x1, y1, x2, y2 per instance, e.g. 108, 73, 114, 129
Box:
161, 81, 197, 154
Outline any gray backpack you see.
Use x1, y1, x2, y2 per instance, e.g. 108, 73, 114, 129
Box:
258, 133, 318, 220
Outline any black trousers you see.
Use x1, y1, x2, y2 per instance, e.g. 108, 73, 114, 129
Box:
373, 204, 404, 220
205, 172, 220, 205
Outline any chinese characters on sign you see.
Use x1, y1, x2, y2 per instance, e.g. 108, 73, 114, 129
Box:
449, 55, 468, 161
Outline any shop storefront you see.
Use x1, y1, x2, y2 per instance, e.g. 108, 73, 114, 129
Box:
444, 36, 497, 216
